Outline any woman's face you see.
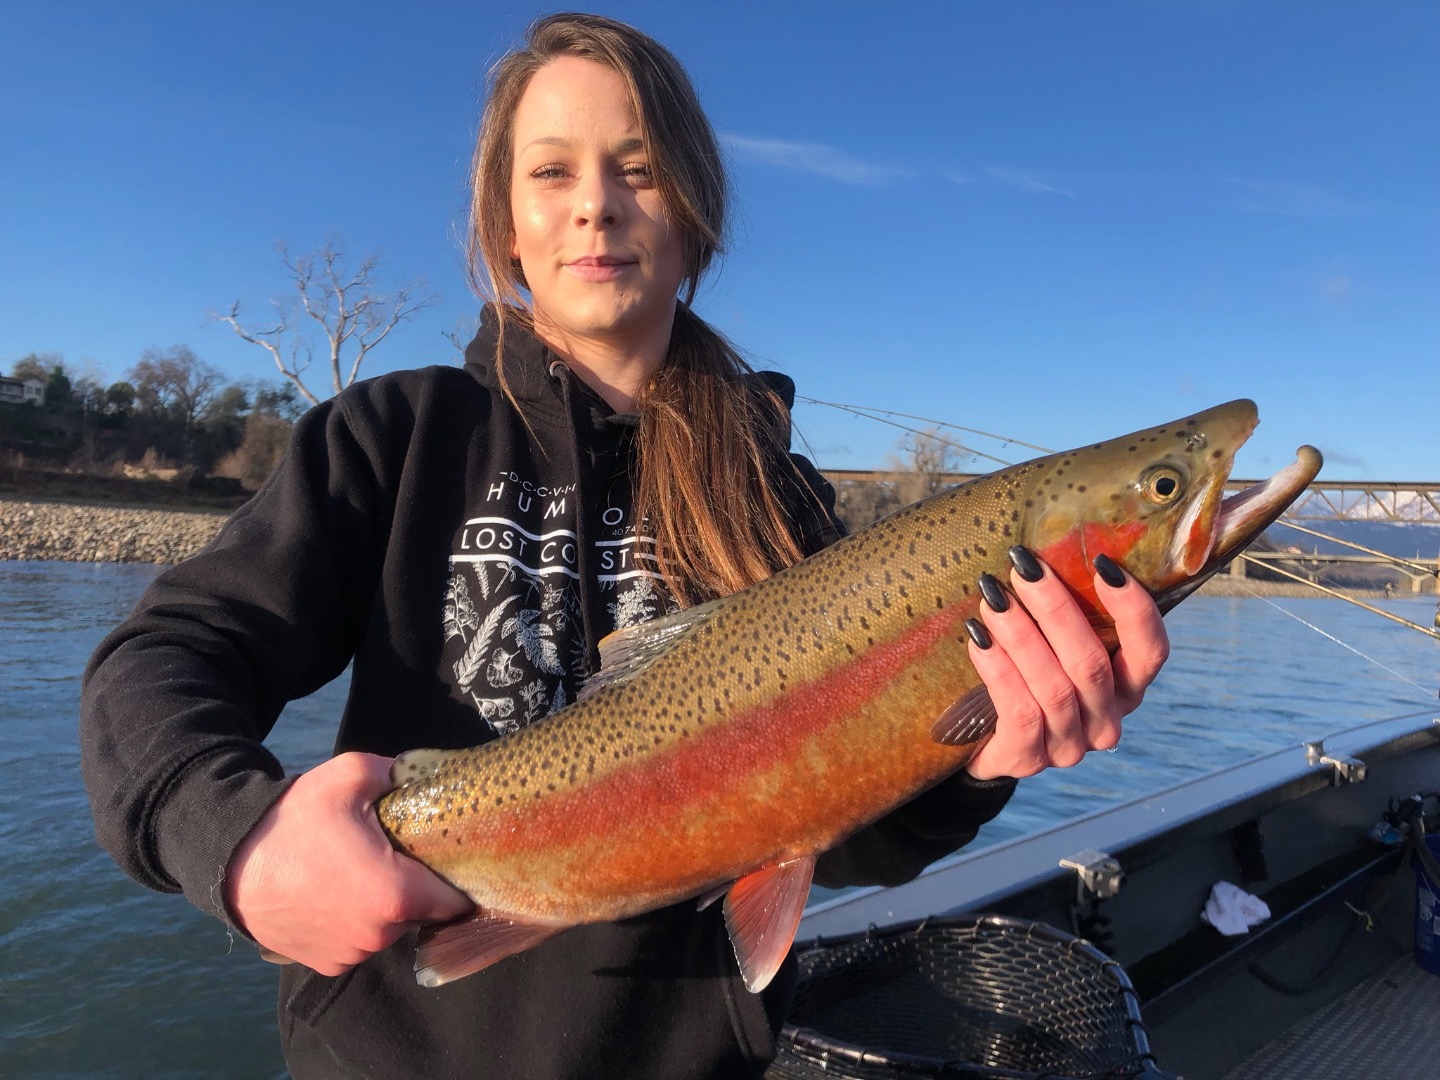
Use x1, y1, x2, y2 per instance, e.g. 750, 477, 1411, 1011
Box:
509, 56, 687, 351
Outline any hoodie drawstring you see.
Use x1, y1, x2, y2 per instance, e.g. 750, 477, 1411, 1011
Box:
548, 360, 604, 675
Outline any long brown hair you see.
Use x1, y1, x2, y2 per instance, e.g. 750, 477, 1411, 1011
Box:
468, 12, 808, 606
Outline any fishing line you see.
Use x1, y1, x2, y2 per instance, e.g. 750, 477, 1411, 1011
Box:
1235, 582, 1436, 699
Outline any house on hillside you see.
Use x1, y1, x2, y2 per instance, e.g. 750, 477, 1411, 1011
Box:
0, 376, 45, 406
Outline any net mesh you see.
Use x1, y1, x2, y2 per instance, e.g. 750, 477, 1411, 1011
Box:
766, 914, 1166, 1080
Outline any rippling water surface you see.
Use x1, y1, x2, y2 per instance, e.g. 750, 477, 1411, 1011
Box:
2, 561, 1436, 1077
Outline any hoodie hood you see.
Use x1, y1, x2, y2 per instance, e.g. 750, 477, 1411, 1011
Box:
461, 304, 800, 445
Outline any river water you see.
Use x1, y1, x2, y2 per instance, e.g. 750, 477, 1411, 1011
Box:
2, 560, 1436, 1077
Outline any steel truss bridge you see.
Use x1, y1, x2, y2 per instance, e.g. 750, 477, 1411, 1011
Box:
823, 472, 1440, 526
821, 472, 1440, 594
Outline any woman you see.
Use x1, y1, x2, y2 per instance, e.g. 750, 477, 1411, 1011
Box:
81, 13, 1168, 1079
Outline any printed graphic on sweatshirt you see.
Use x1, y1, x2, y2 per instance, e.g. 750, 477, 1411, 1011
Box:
444, 471, 676, 736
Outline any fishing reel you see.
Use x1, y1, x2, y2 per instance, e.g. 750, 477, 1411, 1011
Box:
1366, 790, 1440, 848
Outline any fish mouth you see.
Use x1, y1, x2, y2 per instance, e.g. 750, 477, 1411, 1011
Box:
1155, 444, 1323, 611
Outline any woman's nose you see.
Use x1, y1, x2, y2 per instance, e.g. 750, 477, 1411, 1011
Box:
573, 172, 620, 229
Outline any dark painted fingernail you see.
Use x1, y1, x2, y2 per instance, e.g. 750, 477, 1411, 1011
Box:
1094, 553, 1127, 588
1008, 545, 1044, 583
964, 618, 992, 650
978, 573, 1010, 613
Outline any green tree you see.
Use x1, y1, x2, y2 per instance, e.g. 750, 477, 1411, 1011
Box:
43, 366, 74, 410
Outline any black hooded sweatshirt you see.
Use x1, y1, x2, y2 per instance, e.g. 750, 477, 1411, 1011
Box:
81, 310, 1016, 1079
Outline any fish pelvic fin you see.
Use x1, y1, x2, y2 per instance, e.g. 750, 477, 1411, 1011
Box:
929, 685, 999, 748
723, 856, 816, 994
581, 597, 726, 701
414, 911, 565, 988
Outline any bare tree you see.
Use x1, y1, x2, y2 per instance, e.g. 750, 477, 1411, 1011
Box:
130, 345, 224, 431
217, 240, 435, 405
890, 426, 969, 505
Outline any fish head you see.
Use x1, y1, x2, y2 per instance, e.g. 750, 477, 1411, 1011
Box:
1019, 399, 1322, 616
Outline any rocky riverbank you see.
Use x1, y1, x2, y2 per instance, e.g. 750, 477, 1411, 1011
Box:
1, 498, 1428, 601
0, 498, 228, 564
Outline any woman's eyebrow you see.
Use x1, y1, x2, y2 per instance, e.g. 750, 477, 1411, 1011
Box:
517, 136, 646, 154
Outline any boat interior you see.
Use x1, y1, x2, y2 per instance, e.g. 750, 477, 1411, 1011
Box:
793, 713, 1440, 1079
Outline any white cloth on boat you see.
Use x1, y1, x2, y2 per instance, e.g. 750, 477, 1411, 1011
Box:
1201, 880, 1271, 936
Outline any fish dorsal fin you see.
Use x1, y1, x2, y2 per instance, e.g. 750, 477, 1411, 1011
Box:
578, 598, 726, 702
414, 910, 565, 988
722, 856, 816, 993
390, 748, 458, 786
929, 685, 999, 748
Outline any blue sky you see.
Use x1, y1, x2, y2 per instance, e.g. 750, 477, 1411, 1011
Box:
2, 1, 1436, 481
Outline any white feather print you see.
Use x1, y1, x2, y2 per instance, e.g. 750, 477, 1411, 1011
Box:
454, 594, 518, 692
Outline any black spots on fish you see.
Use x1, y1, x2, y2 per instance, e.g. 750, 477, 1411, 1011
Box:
920, 561, 935, 576
908, 539, 918, 556
1076, 485, 1087, 493
972, 515, 982, 527
935, 595, 945, 609
1211, 449, 1224, 460
1025, 498, 1034, 509
901, 567, 916, 581
1002, 524, 1012, 538
987, 521, 998, 534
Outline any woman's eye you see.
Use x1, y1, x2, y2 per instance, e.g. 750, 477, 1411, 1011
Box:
623, 163, 654, 183
530, 164, 568, 181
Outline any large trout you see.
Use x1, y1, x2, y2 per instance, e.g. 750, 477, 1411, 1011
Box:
376, 399, 1320, 990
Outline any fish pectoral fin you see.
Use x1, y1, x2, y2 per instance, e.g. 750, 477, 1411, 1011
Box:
722, 856, 816, 994
390, 749, 458, 786
413, 910, 565, 988
581, 598, 726, 701
929, 685, 999, 747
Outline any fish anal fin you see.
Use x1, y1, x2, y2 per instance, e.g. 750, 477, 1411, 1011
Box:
390, 749, 458, 787
722, 856, 816, 993
414, 910, 565, 988
930, 685, 999, 747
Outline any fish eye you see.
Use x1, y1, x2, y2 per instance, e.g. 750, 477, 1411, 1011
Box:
1140, 466, 1184, 504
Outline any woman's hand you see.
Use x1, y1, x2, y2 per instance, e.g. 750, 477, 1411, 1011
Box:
225, 752, 474, 976
963, 547, 1169, 782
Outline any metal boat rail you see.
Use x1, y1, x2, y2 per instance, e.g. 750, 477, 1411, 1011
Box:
801, 711, 1440, 940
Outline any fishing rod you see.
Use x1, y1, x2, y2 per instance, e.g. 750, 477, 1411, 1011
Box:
796, 396, 1056, 457
1270, 519, 1439, 578
1235, 552, 1440, 642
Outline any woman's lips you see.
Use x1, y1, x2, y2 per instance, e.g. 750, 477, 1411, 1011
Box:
565, 256, 636, 283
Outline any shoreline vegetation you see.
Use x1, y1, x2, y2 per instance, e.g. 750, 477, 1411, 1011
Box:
0, 494, 1424, 602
